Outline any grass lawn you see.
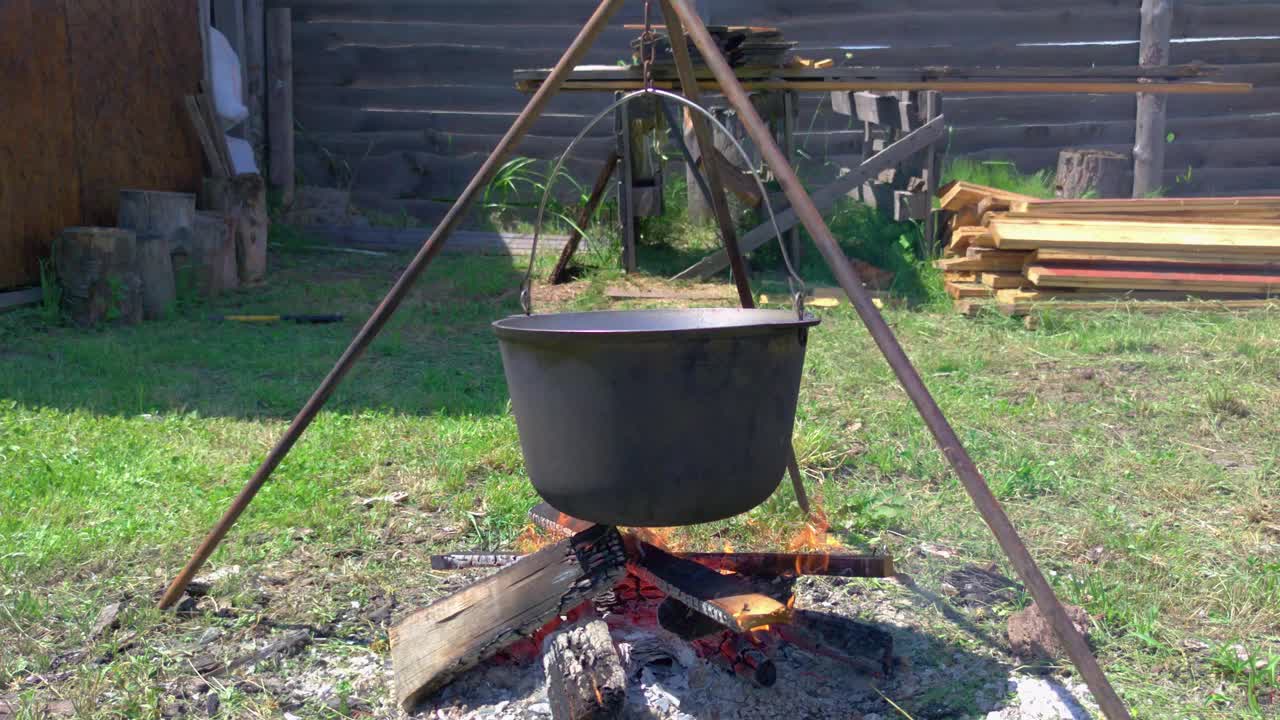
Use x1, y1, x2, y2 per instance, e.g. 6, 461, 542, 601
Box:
2, 241, 1278, 717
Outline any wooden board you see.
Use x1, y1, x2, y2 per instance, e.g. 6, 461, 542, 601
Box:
1028, 248, 1280, 268
629, 543, 790, 633
990, 216, 1280, 254
0, 0, 80, 289
945, 281, 995, 299
944, 271, 979, 283
937, 251, 1031, 273
1025, 263, 1280, 293
1010, 196, 1280, 216
390, 525, 627, 711
938, 181, 1039, 212
981, 272, 1029, 289
997, 298, 1279, 317
948, 226, 995, 254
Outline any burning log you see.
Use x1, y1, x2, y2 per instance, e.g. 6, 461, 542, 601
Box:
543, 619, 627, 720
530, 502, 595, 537
390, 525, 627, 711
429, 553, 522, 570
681, 552, 894, 578
657, 597, 726, 640
628, 542, 790, 633
717, 635, 777, 688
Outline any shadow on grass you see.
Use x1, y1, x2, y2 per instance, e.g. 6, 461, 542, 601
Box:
0, 248, 527, 419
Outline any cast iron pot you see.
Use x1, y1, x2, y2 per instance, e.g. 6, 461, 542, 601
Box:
493, 308, 819, 526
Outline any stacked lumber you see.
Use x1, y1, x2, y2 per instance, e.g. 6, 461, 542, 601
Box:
635, 25, 797, 69
935, 182, 1280, 316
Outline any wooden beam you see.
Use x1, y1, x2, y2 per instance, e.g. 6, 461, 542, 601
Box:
937, 251, 1030, 273
981, 272, 1028, 289
990, 216, 1280, 253
699, 146, 762, 207
390, 525, 627, 711
1134, 0, 1174, 197
997, 298, 1278, 317
519, 79, 1252, 95
1025, 263, 1280, 293
1028, 248, 1280, 268
244, 0, 266, 164
674, 115, 945, 280
1009, 196, 1280, 217
939, 181, 1038, 212
629, 542, 790, 633
267, 8, 294, 203
945, 281, 994, 299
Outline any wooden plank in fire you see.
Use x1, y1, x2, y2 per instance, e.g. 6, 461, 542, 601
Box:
429, 553, 523, 570
390, 525, 627, 711
681, 552, 895, 578
629, 542, 791, 634
529, 502, 595, 537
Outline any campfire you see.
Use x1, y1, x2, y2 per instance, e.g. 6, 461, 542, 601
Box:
391, 503, 896, 718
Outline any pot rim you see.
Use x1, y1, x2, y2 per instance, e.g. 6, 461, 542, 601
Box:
493, 308, 819, 343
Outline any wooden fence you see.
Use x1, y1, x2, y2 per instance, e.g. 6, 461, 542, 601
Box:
276, 0, 1280, 226
0, 0, 204, 290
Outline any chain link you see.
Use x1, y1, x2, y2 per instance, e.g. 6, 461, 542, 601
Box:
639, 0, 658, 91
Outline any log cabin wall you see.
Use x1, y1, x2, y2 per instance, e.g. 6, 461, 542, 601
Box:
0, 0, 203, 290
273, 0, 1280, 227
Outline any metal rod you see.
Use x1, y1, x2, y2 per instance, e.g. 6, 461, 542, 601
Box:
666, 3, 1131, 718
157, 0, 627, 610
657, 0, 809, 515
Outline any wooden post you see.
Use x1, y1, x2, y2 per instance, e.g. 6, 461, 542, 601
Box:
1055, 149, 1131, 199
923, 91, 943, 249
244, 0, 266, 165
782, 90, 800, 263
54, 228, 143, 327
184, 212, 240, 296
616, 93, 637, 272
267, 8, 294, 204
1133, 0, 1173, 197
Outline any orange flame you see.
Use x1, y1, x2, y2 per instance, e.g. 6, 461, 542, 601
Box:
786, 507, 833, 553
515, 524, 555, 553
628, 526, 680, 552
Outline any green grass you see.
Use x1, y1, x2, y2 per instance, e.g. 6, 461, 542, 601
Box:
3, 239, 1279, 716
943, 157, 1056, 199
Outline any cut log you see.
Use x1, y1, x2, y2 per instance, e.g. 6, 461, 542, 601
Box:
990, 216, 1280, 254
390, 525, 627, 711
182, 212, 241, 296
1025, 262, 1280, 293
628, 542, 790, 633
938, 181, 1037, 212
118, 190, 195, 319
201, 175, 269, 285
54, 228, 143, 327
543, 620, 627, 720
1055, 149, 1131, 199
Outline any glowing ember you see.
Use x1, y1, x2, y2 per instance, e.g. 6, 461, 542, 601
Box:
514, 524, 555, 554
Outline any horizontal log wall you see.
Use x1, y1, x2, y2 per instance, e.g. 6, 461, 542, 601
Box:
276, 0, 1280, 223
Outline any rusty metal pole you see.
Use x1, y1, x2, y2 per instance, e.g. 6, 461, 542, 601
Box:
665, 2, 1131, 718
657, 0, 809, 514
157, 0, 627, 610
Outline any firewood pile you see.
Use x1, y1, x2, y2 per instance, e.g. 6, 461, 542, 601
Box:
935, 181, 1280, 317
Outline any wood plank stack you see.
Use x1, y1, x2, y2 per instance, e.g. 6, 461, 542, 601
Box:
636, 26, 796, 69
935, 181, 1280, 316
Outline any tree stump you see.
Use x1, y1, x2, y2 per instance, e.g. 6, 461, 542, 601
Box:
174, 212, 240, 297
118, 189, 195, 319
543, 620, 627, 720
200, 174, 268, 285
54, 228, 143, 327
1055, 149, 1131, 199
